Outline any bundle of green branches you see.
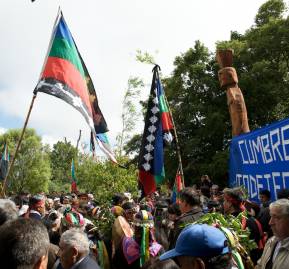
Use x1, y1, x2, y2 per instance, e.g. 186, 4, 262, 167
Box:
193, 212, 256, 269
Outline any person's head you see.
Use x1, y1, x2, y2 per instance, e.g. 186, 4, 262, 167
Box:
122, 201, 136, 222
87, 193, 94, 201
0, 218, 50, 269
0, 199, 18, 226
207, 200, 221, 213
269, 199, 289, 240
133, 210, 155, 245
160, 224, 231, 269
179, 187, 200, 214
29, 194, 46, 216
59, 228, 90, 269
222, 188, 244, 215
45, 198, 54, 211
77, 193, 88, 205
143, 258, 180, 269
201, 175, 210, 182
112, 193, 126, 206
277, 189, 289, 200
54, 197, 61, 208
168, 203, 182, 221
60, 208, 85, 234
259, 189, 271, 204
211, 185, 219, 195
111, 205, 124, 217
154, 200, 168, 218
62, 195, 71, 205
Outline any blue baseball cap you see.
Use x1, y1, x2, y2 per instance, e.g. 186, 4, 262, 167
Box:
160, 224, 229, 261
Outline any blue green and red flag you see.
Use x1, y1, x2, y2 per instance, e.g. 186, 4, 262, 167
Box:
0, 144, 9, 181
71, 159, 78, 193
171, 168, 184, 204
34, 10, 116, 163
138, 65, 174, 195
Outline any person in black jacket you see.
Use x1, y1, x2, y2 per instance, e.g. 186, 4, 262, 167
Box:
59, 228, 100, 269
29, 194, 46, 220
169, 187, 204, 249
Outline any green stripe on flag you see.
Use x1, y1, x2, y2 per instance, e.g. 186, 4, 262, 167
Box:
49, 38, 85, 78
159, 95, 169, 112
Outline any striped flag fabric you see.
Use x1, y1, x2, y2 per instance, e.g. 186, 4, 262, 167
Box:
34, 10, 116, 163
138, 65, 174, 195
0, 144, 9, 181
171, 169, 184, 204
71, 159, 78, 193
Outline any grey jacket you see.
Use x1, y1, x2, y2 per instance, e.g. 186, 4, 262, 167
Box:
256, 236, 289, 269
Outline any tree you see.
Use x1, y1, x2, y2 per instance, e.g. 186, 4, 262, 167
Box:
255, 0, 286, 26
163, 41, 229, 186
0, 129, 51, 193
76, 156, 138, 204
116, 77, 144, 157
50, 141, 77, 182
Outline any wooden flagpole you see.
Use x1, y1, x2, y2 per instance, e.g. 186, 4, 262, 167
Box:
153, 65, 185, 187
1, 93, 37, 197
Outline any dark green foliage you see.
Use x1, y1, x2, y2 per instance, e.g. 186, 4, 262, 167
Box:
0, 129, 51, 193
76, 156, 138, 204
50, 141, 77, 182
255, 0, 286, 26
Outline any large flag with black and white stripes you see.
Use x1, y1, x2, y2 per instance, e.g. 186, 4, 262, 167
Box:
138, 65, 174, 196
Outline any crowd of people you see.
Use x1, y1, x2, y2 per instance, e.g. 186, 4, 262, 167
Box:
0, 175, 289, 269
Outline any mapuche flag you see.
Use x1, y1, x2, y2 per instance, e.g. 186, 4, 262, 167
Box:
34, 11, 117, 163
71, 159, 78, 193
138, 65, 174, 195
171, 168, 184, 204
0, 144, 9, 181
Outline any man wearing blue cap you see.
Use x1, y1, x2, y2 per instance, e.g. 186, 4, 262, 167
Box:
160, 224, 233, 269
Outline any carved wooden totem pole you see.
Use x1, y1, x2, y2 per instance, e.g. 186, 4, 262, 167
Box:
217, 49, 250, 137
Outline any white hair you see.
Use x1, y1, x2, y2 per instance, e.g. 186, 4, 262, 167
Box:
60, 228, 89, 255
270, 199, 289, 216
0, 199, 18, 224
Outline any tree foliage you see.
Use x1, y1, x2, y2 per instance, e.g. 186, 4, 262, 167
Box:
50, 141, 77, 182
76, 156, 138, 204
255, 0, 286, 26
0, 129, 51, 194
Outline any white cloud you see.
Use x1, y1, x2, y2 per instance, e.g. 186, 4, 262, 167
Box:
0, 127, 7, 135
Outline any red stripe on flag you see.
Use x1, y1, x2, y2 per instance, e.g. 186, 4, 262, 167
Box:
176, 172, 183, 192
139, 170, 156, 195
42, 57, 92, 113
161, 112, 173, 131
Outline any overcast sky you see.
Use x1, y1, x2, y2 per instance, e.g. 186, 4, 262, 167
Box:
0, 0, 267, 154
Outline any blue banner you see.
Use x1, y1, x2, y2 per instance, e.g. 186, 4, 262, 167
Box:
229, 117, 289, 203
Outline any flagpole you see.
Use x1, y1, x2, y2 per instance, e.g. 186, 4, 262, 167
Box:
154, 66, 185, 187
1, 93, 37, 197
164, 95, 185, 187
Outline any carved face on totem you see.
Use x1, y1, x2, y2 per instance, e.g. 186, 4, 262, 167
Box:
218, 67, 238, 88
